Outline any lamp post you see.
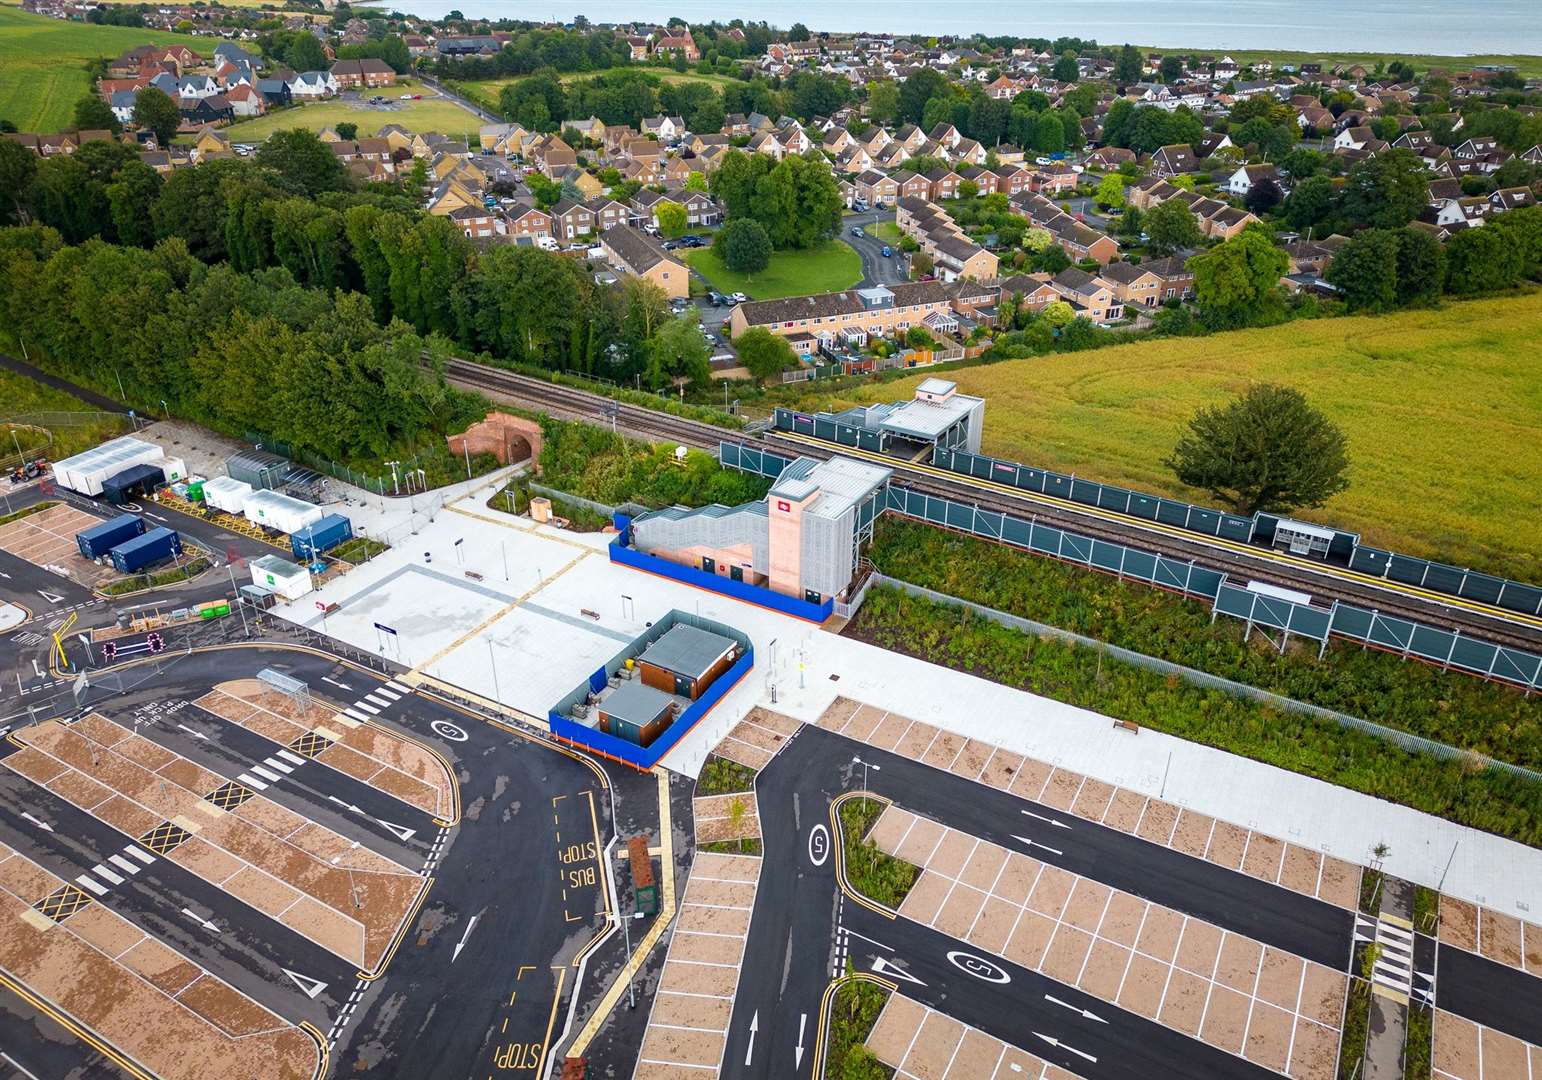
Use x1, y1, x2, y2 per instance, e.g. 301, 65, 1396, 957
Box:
852, 756, 880, 806
487, 637, 501, 708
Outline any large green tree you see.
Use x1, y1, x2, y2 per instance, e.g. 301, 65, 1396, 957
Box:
132, 86, 181, 146
1325, 228, 1399, 311
1338, 149, 1428, 229
733, 326, 797, 378
104, 160, 162, 248
714, 218, 771, 274
1165, 383, 1351, 515
257, 129, 351, 196
73, 93, 120, 134
1144, 197, 1203, 255
0, 139, 38, 224
646, 313, 709, 388
1188, 223, 1288, 328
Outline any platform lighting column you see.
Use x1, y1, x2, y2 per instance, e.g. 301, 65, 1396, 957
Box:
852, 756, 880, 806
487, 638, 502, 709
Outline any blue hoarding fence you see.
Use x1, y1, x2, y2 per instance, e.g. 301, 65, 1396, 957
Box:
720, 440, 795, 480
547, 610, 755, 770
609, 534, 834, 623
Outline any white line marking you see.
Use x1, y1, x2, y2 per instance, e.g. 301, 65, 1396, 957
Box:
125, 846, 154, 864
107, 854, 139, 875
75, 875, 107, 896
250, 765, 281, 783
93, 864, 125, 885
1021, 809, 1073, 829
277, 749, 306, 766
351, 701, 380, 716
1, 1050, 43, 1080
263, 758, 293, 774
363, 693, 391, 708
236, 773, 268, 790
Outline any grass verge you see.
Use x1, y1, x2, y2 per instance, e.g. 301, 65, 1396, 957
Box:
329, 536, 389, 565
222, 94, 479, 143
0, 500, 52, 527
866, 519, 1542, 772
696, 756, 756, 797
701, 838, 763, 855
1412, 885, 1440, 935
687, 241, 862, 301
776, 292, 1542, 581
839, 797, 919, 909
826, 976, 895, 1080
1337, 978, 1372, 1080
845, 584, 1542, 846
0, 366, 131, 462
1359, 869, 1383, 916
100, 555, 211, 596
1405, 1002, 1433, 1080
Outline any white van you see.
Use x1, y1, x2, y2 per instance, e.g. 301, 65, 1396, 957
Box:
535, 235, 560, 252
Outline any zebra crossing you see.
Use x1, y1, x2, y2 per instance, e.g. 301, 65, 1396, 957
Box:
233, 747, 307, 792
1357, 912, 1433, 1005
73, 841, 156, 899
337, 680, 411, 726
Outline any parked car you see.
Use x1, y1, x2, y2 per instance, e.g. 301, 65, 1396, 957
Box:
1035, 156, 1053, 166
850, 226, 865, 238
852, 198, 869, 212
680, 235, 707, 248
708, 290, 729, 306
729, 292, 747, 304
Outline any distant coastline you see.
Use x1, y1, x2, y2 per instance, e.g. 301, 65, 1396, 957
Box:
372, 0, 1542, 59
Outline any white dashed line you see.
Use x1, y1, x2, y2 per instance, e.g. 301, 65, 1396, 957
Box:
107, 854, 139, 875
75, 875, 107, 896
92, 864, 124, 885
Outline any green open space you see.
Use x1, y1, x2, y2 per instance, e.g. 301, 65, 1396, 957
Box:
0, 7, 230, 132
780, 292, 1542, 582
0, 366, 131, 463
223, 92, 478, 142
1137, 43, 1542, 79
846, 582, 1542, 846
449, 66, 740, 115
687, 241, 862, 301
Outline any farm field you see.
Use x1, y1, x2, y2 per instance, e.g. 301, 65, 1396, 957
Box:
688, 242, 862, 301
0, 7, 227, 133
224, 92, 479, 142
782, 292, 1542, 581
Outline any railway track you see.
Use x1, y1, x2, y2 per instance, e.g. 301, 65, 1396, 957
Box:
444, 358, 1542, 653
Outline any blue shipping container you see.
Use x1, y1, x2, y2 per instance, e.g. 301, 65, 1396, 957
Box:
290, 514, 353, 560
76, 514, 145, 559
110, 526, 182, 574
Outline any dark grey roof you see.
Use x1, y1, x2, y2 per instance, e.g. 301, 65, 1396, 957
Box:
601, 226, 678, 275
638, 624, 737, 680
600, 680, 675, 728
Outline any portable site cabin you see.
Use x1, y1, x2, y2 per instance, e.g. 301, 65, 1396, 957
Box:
76, 514, 145, 559
596, 680, 677, 747
101, 463, 165, 505
249, 554, 313, 600
290, 514, 352, 561
52, 437, 165, 497
110, 526, 181, 574
201, 476, 253, 515
225, 449, 290, 492
635, 624, 738, 701
243, 490, 324, 535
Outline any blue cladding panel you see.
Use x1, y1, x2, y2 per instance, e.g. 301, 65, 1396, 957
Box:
1368, 616, 1415, 651
976, 509, 1005, 539
1349, 547, 1391, 575
945, 501, 972, 530
1043, 473, 1073, 499
1289, 606, 1332, 641
1122, 550, 1157, 581
1253, 515, 1280, 546
1061, 533, 1092, 563
1069, 479, 1101, 506
1097, 486, 1132, 513
1219, 516, 1253, 542
1215, 585, 1254, 618
1090, 540, 1124, 572
1187, 567, 1225, 600
609, 541, 832, 622
1332, 605, 1374, 638
1327, 532, 1358, 561
1410, 624, 1455, 660
1128, 494, 1160, 521
1498, 582, 1542, 616
1448, 638, 1497, 675
1153, 558, 1188, 591
1422, 563, 1466, 594
1187, 508, 1221, 536
1002, 516, 1032, 547
1492, 648, 1541, 687
1459, 572, 1505, 605
1156, 499, 1190, 527
1387, 554, 1429, 586
1253, 595, 1292, 630
1027, 523, 1060, 554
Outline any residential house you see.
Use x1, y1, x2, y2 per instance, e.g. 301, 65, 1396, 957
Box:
447, 204, 504, 239
998, 274, 1061, 314
1226, 163, 1281, 196
586, 198, 634, 232
331, 59, 397, 89
289, 70, 339, 99
727, 280, 986, 343
551, 199, 597, 242
890, 169, 934, 202
1148, 144, 1197, 177
895, 196, 998, 281
923, 167, 963, 201
224, 83, 264, 118
506, 204, 553, 241
1048, 267, 1123, 323
600, 226, 690, 299
179, 94, 233, 127
1085, 146, 1136, 170
1333, 126, 1375, 151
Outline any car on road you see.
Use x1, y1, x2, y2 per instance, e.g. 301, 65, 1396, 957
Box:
850, 226, 865, 238
881, 245, 892, 257
729, 292, 747, 304
707, 290, 730, 306
679, 235, 707, 248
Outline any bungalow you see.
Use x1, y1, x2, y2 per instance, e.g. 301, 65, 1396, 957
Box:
179, 94, 233, 127
1226, 163, 1281, 196
1084, 146, 1136, 170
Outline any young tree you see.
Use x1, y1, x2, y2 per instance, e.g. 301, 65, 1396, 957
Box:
910, 250, 934, 277
655, 200, 688, 239
1325, 228, 1399, 311
1041, 299, 1075, 327
684, 170, 708, 192
1094, 173, 1125, 211
714, 218, 771, 274
1035, 243, 1071, 274
132, 86, 181, 146
733, 326, 797, 378
1188, 223, 1288, 328
1165, 384, 1350, 514
334, 121, 359, 141
73, 93, 119, 134
1144, 197, 1203, 254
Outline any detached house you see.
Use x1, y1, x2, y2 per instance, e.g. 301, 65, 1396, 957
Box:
1148, 144, 1197, 178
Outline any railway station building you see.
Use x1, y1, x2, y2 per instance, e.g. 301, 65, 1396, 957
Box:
773, 378, 986, 458
628, 455, 890, 605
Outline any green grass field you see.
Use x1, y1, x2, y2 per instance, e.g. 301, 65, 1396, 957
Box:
452, 66, 741, 115
0, 8, 231, 132
224, 93, 480, 142
688, 242, 862, 301
0, 366, 129, 462
783, 293, 1542, 581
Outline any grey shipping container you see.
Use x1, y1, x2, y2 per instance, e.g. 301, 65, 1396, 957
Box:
110, 526, 182, 574
101, 463, 165, 505
76, 514, 145, 559
290, 513, 353, 560
226, 449, 290, 491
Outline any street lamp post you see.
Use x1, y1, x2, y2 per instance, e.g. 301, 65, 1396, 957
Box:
487, 637, 501, 708
852, 756, 881, 806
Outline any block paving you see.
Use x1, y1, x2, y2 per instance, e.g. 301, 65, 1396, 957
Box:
868, 803, 1345, 1080
1433, 1009, 1542, 1080
1437, 895, 1542, 977
866, 991, 1085, 1080
633, 852, 761, 1080
0, 838, 319, 1080
817, 697, 1361, 911
5, 712, 426, 972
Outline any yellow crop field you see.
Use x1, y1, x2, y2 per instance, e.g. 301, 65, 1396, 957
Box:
792, 293, 1542, 581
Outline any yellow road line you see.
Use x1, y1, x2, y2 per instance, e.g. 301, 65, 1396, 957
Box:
774, 429, 1542, 633
564, 766, 673, 1058
809, 971, 898, 1079
829, 790, 899, 920
445, 501, 597, 554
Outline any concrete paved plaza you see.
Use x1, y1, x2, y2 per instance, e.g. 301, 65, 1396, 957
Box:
267, 478, 1542, 926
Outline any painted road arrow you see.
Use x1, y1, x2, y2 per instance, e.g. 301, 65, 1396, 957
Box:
327, 795, 363, 815
744, 1011, 758, 1066
180, 908, 219, 933
20, 812, 53, 833
1012, 834, 1064, 857
452, 913, 480, 962
376, 817, 417, 843
1044, 994, 1108, 1023
1021, 809, 1072, 829
175, 723, 209, 741
1034, 1032, 1098, 1064
794, 1013, 807, 1068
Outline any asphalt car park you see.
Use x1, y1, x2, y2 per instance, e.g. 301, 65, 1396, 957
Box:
0, 643, 625, 1080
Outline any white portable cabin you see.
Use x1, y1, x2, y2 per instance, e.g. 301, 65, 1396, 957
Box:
201, 476, 253, 514
249, 554, 313, 601
51, 437, 165, 497
242, 489, 324, 535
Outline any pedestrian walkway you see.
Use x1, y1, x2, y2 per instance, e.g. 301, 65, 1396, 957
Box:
1365, 913, 1417, 1003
